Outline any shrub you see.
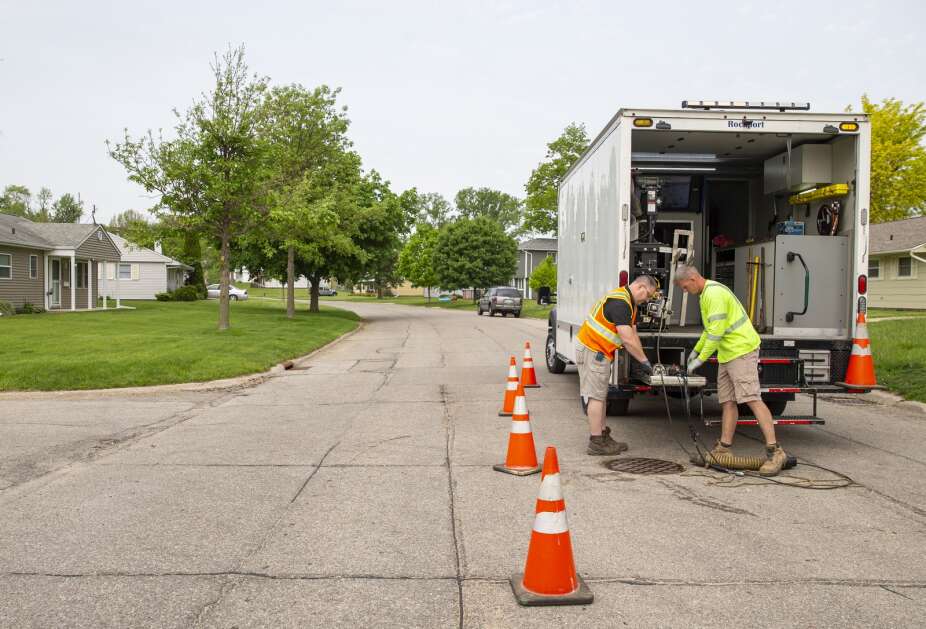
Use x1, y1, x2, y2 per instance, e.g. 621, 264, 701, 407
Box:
155, 292, 173, 301
172, 286, 199, 301
17, 302, 44, 314
0, 300, 14, 317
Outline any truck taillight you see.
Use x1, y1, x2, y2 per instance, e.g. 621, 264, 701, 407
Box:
858, 274, 867, 295
619, 271, 628, 287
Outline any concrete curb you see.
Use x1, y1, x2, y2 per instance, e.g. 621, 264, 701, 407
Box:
864, 389, 926, 416
0, 320, 366, 401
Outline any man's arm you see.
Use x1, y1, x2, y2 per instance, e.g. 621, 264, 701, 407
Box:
616, 324, 649, 364
696, 291, 726, 361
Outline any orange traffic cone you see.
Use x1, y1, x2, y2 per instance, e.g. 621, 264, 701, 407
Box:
511, 447, 593, 606
493, 387, 541, 476
499, 356, 520, 417
520, 342, 540, 388
838, 312, 883, 390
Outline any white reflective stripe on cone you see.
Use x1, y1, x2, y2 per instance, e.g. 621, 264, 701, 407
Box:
851, 345, 872, 357
532, 510, 568, 534
513, 395, 528, 416
537, 472, 563, 501
508, 366, 518, 377
506, 380, 518, 390
510, 420, 532, 434
856, 324, 869, 340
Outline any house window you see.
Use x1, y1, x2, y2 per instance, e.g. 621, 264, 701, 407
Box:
0, 253, 10, 279
76, 262, 89, 288
119, 263, 132, 280
898, 257, 914, 278
29, 255, 38, 279
868, 259, 880, 279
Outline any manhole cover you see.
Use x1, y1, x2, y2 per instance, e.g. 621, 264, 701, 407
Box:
824, 396, 877, 406
605, 457, 684, 475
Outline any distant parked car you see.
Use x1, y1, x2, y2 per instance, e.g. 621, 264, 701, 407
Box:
318, 287, 338, 296
478, 287, 522, 317
206, 284, 249, 301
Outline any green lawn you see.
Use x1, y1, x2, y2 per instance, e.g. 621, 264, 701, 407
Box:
870, 318, 926, 403
239, 285, 555, 320
0, 299, 359, 391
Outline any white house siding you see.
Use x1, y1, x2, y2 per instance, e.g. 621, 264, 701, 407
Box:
868, 253, 926, 310
98, 261, 168, 300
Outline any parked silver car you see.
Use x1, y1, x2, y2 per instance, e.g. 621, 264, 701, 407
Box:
318, 287, 338, 296
477, 287, 522, 317
206, 284, 249, 301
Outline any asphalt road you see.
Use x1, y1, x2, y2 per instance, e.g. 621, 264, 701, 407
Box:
1, 301, 924, 628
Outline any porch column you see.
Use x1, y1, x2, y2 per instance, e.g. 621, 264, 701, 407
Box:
43, 253, 49, 310
88, 258, 94, 310
116, 261, 121, 308
70, 253, 77, 311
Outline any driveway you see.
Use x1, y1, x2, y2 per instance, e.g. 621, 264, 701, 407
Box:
1, 301, 924, 627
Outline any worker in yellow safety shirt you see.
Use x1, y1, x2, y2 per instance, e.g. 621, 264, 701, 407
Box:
673, 264, 787, 476
576, 275, 660, 456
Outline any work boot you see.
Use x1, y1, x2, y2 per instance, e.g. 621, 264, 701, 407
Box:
702, 440, 732, 465
759, 444, 787, 476
587, 427, 629, 455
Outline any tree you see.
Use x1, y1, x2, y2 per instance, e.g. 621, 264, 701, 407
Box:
180, 232, 207, 297
50, 193, 84, 223
34, 187, 53, 222
398, 223, 440, 302
529, 255, 557, 292
108, 209, 157, 247
523, 122, 589, 236
400, 189, 453, 227
255, 83, 353, 317
434, 216, 517, 299
109, 46, 270, 330
0, 185, 32, 218
857, 96, 926, 222
454, 187, 522, 234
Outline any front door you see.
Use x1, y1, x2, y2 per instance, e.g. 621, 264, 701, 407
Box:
51, 259, 61, 307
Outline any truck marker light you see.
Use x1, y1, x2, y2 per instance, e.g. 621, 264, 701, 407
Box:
858, 275, 867, 295
633, 118, 653, 128
839, 122, 860, 132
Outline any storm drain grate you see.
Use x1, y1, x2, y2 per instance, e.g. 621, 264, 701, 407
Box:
605, 457, 684, 475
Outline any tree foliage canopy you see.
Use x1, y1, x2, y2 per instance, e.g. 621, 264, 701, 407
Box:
859, 96, 926, 222
454, 187, 522, 234
522, 122, 589, 236
528, 255, 557, 291
434, 216, 517, 291
398, 223, 440, 296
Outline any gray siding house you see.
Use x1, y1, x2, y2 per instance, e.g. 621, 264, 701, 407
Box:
512, 237, 557, 300
868, 216, 926, 310
0, 213, 121, 311
98, 234, 193, 300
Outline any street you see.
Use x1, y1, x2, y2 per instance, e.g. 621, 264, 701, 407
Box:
1, 301, 925, 628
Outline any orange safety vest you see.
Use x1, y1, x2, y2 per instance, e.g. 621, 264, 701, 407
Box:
576, 287, 637, 360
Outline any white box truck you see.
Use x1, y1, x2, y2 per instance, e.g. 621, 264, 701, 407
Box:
545, 101, 873, 421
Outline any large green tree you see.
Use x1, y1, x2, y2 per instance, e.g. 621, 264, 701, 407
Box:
522, 122, 589, 236
253, 83, 353, 317
50, 193, 84, 223
434, 216, 517, 298
528, 255, 557, 291
0, 185, 32, 218
454, 187, 522, 234
858, 96, 926, 222
109, 46, 270, 330
401, 189, 453, 227
108, 209, 157, 247
397, 223, 440, 302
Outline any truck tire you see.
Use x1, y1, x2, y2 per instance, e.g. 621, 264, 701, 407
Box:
514, 310, 521, 318
546, 332, 567, 374
606, 399, 630, 416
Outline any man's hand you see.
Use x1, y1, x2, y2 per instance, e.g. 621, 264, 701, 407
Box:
687, 354, 704, 374
637, 360, 654, 376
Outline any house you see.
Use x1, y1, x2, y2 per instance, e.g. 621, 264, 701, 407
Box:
511, 237, 557, 300
0, 213, 121, 311
234, 268, 310, 289
868, 216, 926, 310
98, 234, 194, 300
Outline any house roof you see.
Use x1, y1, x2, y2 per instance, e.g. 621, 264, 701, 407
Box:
870, 216, 926, 254
109, 233, 194, 271
0, 213, 54, 250
0, 213, 119, 252
518, 237, 557, 252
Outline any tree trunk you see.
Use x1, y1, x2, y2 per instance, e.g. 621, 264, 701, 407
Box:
377, 279, 384, 300
286, 245, 295, 319
218, 231, 231, 331
309, 273, 320, 313
426, 286, 431, 304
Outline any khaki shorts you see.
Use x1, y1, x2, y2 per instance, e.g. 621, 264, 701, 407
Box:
575, 344, 612, 402
717, 349, 761, 405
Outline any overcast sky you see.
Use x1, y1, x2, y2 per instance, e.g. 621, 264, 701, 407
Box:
1, 0, 924, 224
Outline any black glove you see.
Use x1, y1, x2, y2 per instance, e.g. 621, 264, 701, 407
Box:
637, 360, 654, 376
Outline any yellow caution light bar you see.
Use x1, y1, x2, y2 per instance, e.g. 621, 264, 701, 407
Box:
788, 183, 850, 205
839, 122, 860, 132
633, 118, 654, 128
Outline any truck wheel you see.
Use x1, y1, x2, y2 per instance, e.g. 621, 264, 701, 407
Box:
514, 311, 521, 318
764, 399, 788, 416
546, 333, 566, 374
606, 399, 630, 416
